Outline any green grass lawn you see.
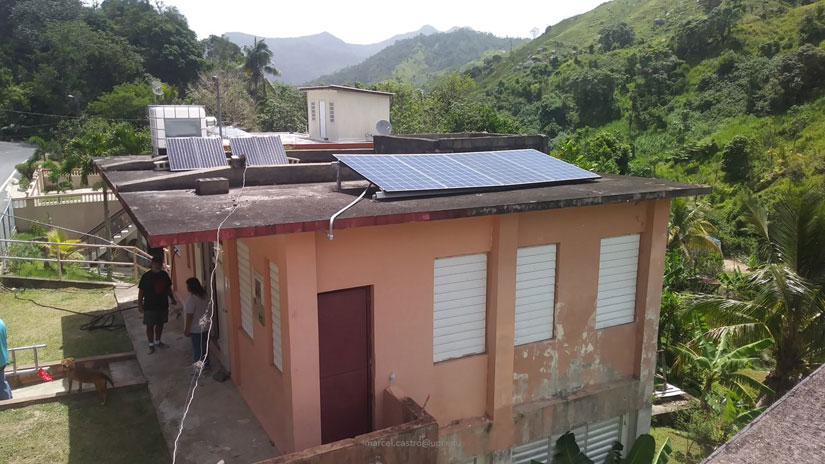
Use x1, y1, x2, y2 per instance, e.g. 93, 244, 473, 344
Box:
0, 385, 169, 464
650, 426, 707, 464
0, 287, 132, 366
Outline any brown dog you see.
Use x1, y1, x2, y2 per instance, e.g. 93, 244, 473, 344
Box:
61, 358, 114, 405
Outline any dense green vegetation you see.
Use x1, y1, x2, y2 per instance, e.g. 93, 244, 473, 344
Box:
318, 28, 523, 86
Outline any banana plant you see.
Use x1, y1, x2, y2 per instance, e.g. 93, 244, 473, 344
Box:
536, 432, 671, 464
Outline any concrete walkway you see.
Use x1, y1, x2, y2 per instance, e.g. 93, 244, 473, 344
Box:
116, 286, 278, 464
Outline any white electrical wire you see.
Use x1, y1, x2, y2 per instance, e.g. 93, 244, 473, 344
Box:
171, 164, 249, 463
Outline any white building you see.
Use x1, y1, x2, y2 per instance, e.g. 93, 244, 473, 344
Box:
299, 85, 392, 142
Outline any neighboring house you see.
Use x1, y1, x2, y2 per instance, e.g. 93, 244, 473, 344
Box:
95, 149, 708, 464
299, 85, 392, 142
702, 363, 825, 464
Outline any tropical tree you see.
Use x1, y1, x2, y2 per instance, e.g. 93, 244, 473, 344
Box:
241, 38, 280, 101
668, 198, 721, 264
689, 188, 825, 401
672, 326, 773, 408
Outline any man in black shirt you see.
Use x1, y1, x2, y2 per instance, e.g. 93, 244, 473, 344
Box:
138, 255, 177, 354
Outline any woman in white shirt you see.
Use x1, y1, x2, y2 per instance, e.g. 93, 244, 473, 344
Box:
183, 277, 211, 371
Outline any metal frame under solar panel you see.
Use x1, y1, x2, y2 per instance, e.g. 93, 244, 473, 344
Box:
229, 135, 288, 166
166, 137, 228, 171
334, 149, 600, 199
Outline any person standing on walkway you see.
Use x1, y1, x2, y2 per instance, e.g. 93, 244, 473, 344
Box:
138, 255, 177, 354
183, 277, 211, 372
0, 318, 12, 400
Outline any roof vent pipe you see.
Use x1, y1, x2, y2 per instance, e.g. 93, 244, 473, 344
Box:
327, 185, 371, 241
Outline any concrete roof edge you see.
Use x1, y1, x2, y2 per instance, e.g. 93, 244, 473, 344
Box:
143, 183, 710, 247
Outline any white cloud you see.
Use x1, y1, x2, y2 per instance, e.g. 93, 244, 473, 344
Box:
161, 0, 606, 43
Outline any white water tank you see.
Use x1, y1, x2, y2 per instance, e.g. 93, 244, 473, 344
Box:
148, 105, 207, 156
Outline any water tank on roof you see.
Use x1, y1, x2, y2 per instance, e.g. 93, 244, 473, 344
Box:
148, 105, 207, 157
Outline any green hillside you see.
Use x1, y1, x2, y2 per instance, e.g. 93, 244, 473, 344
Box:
317, 28, 523, 85
465, 0, 825, 256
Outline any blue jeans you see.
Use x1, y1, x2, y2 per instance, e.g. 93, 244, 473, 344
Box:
189, 332, 210, 367
1, 366, 11, 400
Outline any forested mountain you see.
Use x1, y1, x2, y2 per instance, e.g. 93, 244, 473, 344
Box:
224, 26, 439, 85
316, 28, 523, 85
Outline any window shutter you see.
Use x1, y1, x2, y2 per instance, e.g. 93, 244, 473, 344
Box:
238, 241, 253, 338
515, 244, 556, 345
511, 437, 550, 464
584, 416, 623, 462
596, 234, 640, 329
270, 262, 282, 370
433, 253, 487, 362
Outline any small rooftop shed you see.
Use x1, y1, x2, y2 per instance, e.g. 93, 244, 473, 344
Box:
298, 85, 392, 143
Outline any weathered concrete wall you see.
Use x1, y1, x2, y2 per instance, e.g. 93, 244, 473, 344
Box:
216, 199, 671, 460
374, 133, 549, 154
13, 201, 123, 239
255, 389, 438, 464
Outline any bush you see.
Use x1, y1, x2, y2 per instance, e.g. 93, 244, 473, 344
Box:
721, 135, 753, 184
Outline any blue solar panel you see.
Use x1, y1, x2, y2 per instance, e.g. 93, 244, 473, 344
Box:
229, 135, 289, 166
335, 149, 599, 199
167, 137, 227, 171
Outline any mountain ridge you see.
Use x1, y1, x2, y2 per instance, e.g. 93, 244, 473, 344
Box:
224, 25, 440, 84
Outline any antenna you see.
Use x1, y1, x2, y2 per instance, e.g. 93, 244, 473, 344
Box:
376, 120, 392, 135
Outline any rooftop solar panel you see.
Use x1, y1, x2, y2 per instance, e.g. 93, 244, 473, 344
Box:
167, 137, 227, 171
335, 149, 600, 199
229, 135, 289, 166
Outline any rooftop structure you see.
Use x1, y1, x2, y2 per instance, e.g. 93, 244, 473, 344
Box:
703, 363, 825, 464
299, 85, 392, 143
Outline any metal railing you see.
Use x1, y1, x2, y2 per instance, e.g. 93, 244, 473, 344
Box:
0, 238, 152, 281
8, 344, 47, 375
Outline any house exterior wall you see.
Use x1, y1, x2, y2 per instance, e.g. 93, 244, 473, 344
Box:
304, 89, 391, 142
207, 198, 670, 460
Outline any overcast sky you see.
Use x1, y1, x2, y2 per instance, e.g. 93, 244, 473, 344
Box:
160, 0, 607, 43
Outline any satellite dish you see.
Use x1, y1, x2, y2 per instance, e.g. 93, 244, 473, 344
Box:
376, 120, 392, 135
151, 80, 164, 96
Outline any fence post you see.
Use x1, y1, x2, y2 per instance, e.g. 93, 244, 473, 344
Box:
133, 248, 138, 282
103, 184, 113, 279
56, 245, 63, 281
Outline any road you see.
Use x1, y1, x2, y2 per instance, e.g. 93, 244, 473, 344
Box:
0, 141, 34, 190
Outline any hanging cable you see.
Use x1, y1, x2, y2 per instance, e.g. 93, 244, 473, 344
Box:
0, 108, 145, 122
172, 163, 249, 463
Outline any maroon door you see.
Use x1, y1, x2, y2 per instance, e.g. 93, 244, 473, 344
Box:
317, 287, 372, 444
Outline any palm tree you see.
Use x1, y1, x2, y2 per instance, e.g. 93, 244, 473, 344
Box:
241, 38, 280, 101
668, 197, 721, 264
672, 327, 774, 409
689, 187, 825, 401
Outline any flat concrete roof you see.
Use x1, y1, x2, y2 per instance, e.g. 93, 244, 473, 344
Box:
297, 85, 394, 96
703, 363, 825, 464
95, 156, 710, 247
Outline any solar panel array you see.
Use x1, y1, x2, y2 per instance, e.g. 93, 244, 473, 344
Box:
335, 149, 600, 199
229, 135, 289, 166
166, 137, 228, 171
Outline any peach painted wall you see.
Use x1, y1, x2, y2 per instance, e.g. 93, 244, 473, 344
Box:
227, 235, 297, 453
215, 199, 671, 454
511, 200, 661, 404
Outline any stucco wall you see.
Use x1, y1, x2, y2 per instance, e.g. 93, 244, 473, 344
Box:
217, 198, 670, 458
304, 89, 390, 142
13, 201, 123, 239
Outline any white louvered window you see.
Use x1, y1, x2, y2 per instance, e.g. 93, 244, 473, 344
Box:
512, 416, 623, 464
237, 241, 253, 338
433, 253, 487, 362
329, 102, 335, 122
310, 101, 316, 121
515, 244, 556, 345
596, 234, 640, 329
270, 262, 282, 371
